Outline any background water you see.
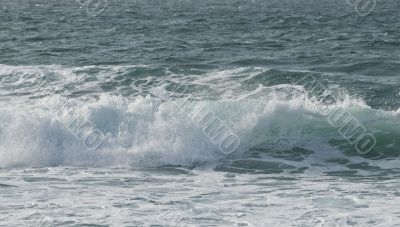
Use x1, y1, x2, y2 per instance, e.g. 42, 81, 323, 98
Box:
1, 0, 400, 226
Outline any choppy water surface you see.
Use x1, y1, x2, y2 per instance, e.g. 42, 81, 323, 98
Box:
1, 0, 400, 226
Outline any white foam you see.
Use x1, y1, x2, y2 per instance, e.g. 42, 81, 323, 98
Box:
1, 65, 399, 169
0, 89, 395, 169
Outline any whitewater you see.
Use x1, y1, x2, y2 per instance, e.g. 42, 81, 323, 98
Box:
2, 0, 400, 226
1, 65, 400, 226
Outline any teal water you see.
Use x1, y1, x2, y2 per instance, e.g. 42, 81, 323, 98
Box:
1, 0, 400, 226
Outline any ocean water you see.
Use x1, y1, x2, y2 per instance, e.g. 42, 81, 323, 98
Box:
1, 0, 400, 226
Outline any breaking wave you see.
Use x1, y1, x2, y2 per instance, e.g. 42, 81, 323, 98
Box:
1, 65, 400, 170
